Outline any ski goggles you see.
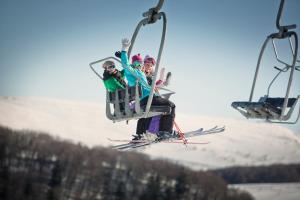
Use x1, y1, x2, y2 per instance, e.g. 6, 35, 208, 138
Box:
106, 65, 115, 69
132, 61, 142, 68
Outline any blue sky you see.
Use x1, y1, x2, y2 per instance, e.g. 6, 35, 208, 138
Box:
0, 0, 299, 132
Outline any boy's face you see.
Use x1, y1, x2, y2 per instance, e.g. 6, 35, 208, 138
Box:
106, 65, 115, 73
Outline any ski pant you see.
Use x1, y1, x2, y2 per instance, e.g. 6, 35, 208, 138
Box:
136, 118, 152, 135
136, 96, 176, 135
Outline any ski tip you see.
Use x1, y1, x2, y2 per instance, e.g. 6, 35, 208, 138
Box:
197, 128, 204, 132
215, 125, 226, 131
219, 126, 226, 131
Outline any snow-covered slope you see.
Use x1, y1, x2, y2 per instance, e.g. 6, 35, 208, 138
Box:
230, 183, 300, 200
1, 96, 300, 170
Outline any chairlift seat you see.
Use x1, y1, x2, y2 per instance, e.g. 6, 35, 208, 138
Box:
231, 97, 297, 119
109, 86, 142, 103
107, 85, 172, 121
141, 105, 171, 115
264, 97, 296, 108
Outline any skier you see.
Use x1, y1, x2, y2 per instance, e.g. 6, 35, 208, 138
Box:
120, 38, 176, 140
115, 51, 166, 137
140, 55, 173, 135
142, 55, 171, 87
142, 55, 155, 85
102, 60, 127, 112
102, 60, 126, 92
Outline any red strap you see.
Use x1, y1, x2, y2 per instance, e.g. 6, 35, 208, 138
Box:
174, 121, 188, 144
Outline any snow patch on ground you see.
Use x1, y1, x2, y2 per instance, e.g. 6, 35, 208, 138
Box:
230, 183, 300, 200
1, 96, 300, 170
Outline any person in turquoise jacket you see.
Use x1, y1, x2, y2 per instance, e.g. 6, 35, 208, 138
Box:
120, 38, 176, 140
120, 40, 151, 100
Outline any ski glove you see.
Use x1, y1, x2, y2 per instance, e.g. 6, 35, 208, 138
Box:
122, 38, 131, 51
115, 51, 121, 58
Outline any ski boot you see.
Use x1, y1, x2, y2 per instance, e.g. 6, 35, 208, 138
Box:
171, 130, 180, 139
143, 131, 158, 141
156, 131, 173, 141
131, 134, 143, 141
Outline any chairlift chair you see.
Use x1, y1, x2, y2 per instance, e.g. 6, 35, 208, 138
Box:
90, 0, 175, 123
232, 0, 300, 124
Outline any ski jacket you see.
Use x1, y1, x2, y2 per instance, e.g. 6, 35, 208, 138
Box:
102, 69, 126, 92
121, 51, 150, 100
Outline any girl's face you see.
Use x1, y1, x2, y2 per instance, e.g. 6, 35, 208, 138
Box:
143, 62, 153, 74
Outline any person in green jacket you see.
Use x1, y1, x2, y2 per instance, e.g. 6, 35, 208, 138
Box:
102, 60, 127, 113
102, 60, 126, 92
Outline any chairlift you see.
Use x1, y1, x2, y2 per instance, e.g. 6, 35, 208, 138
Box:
90, 0, 175, 123
232, 0, 300, 124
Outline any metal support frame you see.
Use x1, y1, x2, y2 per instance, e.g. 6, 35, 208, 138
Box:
89, 0, 171, 122
89, 56, 170, 122
128, 1, 167, 119
89, 57, 122, 80
248, 31, 298, 123
235, 0, 300, 124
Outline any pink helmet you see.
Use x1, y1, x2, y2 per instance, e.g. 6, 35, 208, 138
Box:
144, 55, 156, 65
131, 54, 143, 64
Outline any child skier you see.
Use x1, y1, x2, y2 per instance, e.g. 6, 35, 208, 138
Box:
120, 38, 176, 140
102, 60, 126, 92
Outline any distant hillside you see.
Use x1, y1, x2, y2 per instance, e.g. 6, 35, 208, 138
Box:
1, 97, 300, 170
0, 126, 254, 200
211, 164, 300, 184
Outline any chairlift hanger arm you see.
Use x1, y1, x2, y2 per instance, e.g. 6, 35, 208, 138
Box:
281, 31, 298, 117
128, 12, 166, 57
127, 1, 167, 119
127, 13, 167, 117
128, 18, 149, 57
249, 36, 271, 102
276, 0, 297, 33
144, 12, 167, 118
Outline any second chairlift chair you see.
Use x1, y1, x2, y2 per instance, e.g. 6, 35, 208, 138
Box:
232, 0, 300, 124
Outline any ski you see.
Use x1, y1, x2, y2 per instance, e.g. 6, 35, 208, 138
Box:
184, 126, 225, 138
118, 140, 210, 150
115, 141, 153, 150
108, 136, 158, 149
110, 126, 225, 150
112, 126, 225, 150
108, 138, 209, 145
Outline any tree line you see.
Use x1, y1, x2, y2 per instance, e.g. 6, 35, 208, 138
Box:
211, 163, 300, 184
0, 125, 253, 200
